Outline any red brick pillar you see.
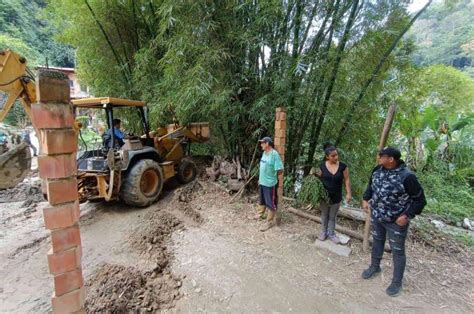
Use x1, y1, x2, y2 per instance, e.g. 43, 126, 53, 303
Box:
274, 107, 287, 199
31, 70, 84, 313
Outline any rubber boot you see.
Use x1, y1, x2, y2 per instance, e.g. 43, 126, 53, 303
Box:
260, 210, 275, 232
253, 205, 266, 220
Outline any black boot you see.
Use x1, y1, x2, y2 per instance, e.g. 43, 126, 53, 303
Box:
361, 265, 381, 279
386, 281, 402, 297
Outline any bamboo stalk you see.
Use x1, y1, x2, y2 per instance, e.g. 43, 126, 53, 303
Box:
362, 103, 397, 252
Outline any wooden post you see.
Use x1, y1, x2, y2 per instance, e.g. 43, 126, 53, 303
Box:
363, 103, 397, 252
274, 107, 287, 222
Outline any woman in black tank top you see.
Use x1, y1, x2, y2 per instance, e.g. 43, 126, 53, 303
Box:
314, 144, 352, 244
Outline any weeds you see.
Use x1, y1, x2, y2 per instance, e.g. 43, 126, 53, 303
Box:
419, 168, 474, 225
296, 176, 329, 207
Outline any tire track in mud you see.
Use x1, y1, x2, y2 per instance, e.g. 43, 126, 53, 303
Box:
85, 181, 205, 312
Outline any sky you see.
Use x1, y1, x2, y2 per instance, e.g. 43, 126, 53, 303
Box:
408, 0, 433, 13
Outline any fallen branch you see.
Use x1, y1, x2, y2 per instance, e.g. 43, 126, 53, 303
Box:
286, 207, 390, 252
339, 206, 366, 222
230, 173, 257, 202
282, 197, 366, 222
287, 207, 364, 240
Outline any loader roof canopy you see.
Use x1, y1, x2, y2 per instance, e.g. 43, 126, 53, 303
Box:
71, 97, 146, 108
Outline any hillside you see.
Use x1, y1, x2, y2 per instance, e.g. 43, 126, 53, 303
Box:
0, 0, 73, 67
408, 0, 474, 77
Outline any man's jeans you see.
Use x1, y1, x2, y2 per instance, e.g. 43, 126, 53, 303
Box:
371, 217, 409, 284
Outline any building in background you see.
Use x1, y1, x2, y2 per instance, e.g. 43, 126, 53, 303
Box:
35, 66, 91, 99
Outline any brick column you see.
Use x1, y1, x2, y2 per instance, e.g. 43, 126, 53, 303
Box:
31, 70, 84, 313
274, 107, 287, 199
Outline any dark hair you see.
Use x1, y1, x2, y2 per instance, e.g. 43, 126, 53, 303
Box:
112, 119, 121, 127
323, 142, 337, 158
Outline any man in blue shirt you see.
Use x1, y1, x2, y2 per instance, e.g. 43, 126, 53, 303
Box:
103, 119, 125, 148
256, 137, 284, 232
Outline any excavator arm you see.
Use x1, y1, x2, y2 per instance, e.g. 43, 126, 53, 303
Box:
0, 49, 36, 122
0, 49, 37, 189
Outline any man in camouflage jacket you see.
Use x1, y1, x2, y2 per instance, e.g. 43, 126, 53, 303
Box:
361, 147, 426, 297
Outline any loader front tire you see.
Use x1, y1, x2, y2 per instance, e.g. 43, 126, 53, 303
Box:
121, 159, 163, 207
177, 159, 197, 184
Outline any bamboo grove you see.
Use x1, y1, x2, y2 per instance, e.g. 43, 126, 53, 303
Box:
47, 0, 436, 193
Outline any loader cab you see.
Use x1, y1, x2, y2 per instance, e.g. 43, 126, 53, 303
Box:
72, 97, 161, 173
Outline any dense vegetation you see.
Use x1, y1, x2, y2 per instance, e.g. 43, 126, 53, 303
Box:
47, 0, 474, 224
1, 1, 472, 225
0, 0, 74, 67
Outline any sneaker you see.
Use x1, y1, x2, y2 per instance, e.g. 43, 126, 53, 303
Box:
318, 231, 327, 241
328, 234, 340, 244
386, 282, 402, 297
361, 265, 381, 279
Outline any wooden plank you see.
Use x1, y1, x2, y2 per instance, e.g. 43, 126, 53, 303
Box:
363, 103, 397, 252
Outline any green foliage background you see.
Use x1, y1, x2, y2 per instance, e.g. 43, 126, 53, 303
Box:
43, 0, 473, 224
2, 0, 472, 226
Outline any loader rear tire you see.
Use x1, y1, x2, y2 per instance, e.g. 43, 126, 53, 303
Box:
177, 159, 197, 184
120, 159, 163, 207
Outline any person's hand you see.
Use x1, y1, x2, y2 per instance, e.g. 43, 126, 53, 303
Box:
362, 200, 369, 213
395, 214, 409, 227
345, 193, 352, 204
309, 167, 320, 176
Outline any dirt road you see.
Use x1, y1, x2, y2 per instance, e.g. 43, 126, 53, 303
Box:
0, 180, 472, 313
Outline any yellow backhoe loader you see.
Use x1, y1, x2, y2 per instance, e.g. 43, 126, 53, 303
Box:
0, 49, 210, 207
73, 97, 209, 206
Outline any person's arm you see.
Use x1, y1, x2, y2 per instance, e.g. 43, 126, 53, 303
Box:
362, 171, 375, 201
402, 174, 427, 219
274, 151, 284, 173
395, 174, 426, 226
115, 128, 125, 140
362, 166, 378, 212
343, 167, 352, 203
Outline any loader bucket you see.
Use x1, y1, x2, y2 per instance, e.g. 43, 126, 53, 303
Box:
165, 122, 210, 143
0, 142, 31, 189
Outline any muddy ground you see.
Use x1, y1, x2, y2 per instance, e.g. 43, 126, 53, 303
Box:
0, 174, 473, 313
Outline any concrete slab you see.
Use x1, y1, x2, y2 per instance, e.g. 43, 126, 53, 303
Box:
314, 239, 352, 257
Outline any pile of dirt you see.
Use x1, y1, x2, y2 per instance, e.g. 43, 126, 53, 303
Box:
130, 210, 183, 270
85, 264, 182, 312
175, 180, 202, 203
191, 155, 213, 179
0, 179, 43, 206
86, 210, 185, 312
172, 180, 205, 223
